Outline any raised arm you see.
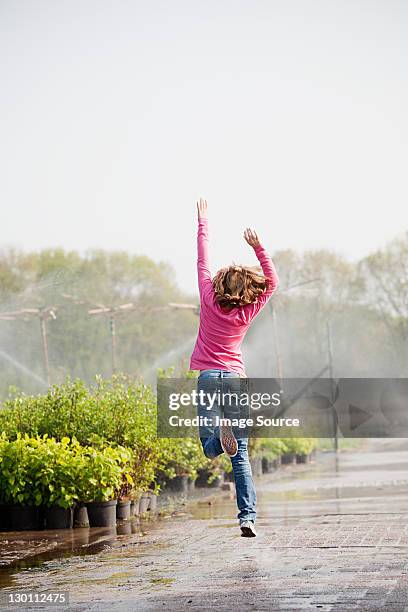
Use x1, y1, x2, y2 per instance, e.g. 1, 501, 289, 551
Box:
242, 228, 279, 318
196, 199, 212, 296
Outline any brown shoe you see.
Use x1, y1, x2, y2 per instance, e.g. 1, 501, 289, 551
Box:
220, 424, 238, 457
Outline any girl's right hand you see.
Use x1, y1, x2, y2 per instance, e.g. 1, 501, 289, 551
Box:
244, 228, 261, 248
197, 198, 208, 219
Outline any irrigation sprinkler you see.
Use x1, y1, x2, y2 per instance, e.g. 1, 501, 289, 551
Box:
0, 306, 57, 386
168, 302, 200, 314
267, 278, 340, 455
63, 297, 199, 376
269, 278, 321, 385
326, 320, 338, 454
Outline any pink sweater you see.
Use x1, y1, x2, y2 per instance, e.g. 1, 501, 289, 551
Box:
189, 217, 279, 376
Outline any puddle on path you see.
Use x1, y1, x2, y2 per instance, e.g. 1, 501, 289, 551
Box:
0, 515, 177, 590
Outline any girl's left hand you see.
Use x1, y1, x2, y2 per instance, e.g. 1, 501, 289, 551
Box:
197, 198, 208, 219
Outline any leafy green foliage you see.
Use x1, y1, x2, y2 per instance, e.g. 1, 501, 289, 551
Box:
280, 438, 316, 456
251, 437, 316, 458
0, 375, 210, 492
0, 434, 134, 507
77, 444, 134, 503
257, 438, 287, 460
0, 375, 319, 502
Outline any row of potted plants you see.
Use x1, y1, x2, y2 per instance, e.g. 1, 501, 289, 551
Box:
0, 433, 144, 530
0, 377, 319, 532
249, 438, 317, 477
0, 376, 232, 498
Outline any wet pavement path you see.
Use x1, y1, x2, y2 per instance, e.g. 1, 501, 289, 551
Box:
2, 440, 408, 611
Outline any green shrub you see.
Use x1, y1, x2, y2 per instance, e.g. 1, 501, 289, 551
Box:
0, 434, 82, 507
34, 436, 84, 508
201, 453, 232, 484
258, 438, 287, 460
281, 437, 316, 456
0, 375, 218, 493
157, 438, 209, 481
0, 434, 134, 507
0, 375, 164, 492
0, 433, 43, 506
78, 444, 134, 503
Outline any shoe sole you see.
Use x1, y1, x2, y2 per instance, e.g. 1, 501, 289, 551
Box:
220, 424, 238, 457
240, 525, 257, 537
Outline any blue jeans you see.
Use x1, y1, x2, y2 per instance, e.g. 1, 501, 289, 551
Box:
197, 369, 256, 524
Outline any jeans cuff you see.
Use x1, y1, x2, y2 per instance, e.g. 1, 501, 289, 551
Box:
239, 517, 255, 525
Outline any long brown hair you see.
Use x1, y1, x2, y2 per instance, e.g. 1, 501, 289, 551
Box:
212, 265, 271, 309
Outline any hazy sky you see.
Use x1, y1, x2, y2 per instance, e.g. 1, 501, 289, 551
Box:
1, 0, 407, 293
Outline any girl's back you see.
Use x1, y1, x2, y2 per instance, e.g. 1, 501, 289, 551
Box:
190, 203, 279, 376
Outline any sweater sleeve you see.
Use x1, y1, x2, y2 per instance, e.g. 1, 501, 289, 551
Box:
197, 217, 212, 297
241, 244, 279, 321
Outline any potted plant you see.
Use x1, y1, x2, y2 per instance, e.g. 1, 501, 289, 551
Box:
259, 439, 286, 472
0, 434, 11, 530
261, 452, 276, 474
139, 492, 151, 513
40, 437, 83, 529
280, 439, 297, 464
159, 439, 202, 493
195, 453, 229, 488
116, 498, 131, 520
129, 489, 142, 516
0, 435, 91, 530
79, 445, 133, 527
116, 467, 135, 520
73, 504, 89, 527
0, 434, 46, 530
147, 485, 160, 513
187, 476, 196, 493
295, 438, 316, 463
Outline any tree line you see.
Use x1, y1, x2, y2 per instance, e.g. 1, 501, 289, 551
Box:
0, 232, 406, 399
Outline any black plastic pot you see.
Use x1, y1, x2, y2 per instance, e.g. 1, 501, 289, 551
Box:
207, 475, 222, 488
196, 470, 211, 488
45, 506, 74, 529
261, 456, 268, 473
281, 452, 296, 465
131, 498, 140, 516
296, 453, 308, 464
166, 475, 189, 493
116, 500, 131, 520
148, 492, 158, 513
86, 500, 117, 527
74, 504, 89, 527
10, 505, 41, 531
139, 494, 150, 513
0, 504, 11, 531
263, 457, 279, 474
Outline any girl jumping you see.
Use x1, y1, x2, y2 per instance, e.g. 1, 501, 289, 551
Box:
190, 198, 279, 537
